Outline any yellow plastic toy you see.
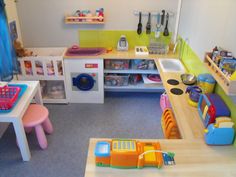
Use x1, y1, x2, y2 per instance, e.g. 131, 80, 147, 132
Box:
94, 139, 175, 169
197, 74, 216, 93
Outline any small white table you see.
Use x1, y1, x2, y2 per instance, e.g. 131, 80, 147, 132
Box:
0, 81, 43, 161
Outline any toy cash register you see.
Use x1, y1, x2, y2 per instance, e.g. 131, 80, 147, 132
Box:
94, 139, 175, 169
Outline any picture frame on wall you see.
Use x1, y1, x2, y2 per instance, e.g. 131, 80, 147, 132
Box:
9, 20, 18, 41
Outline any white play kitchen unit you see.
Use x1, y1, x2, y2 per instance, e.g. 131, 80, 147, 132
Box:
63, 51, 177, 104
17, 47, 180, 104
16, 6, 181, 104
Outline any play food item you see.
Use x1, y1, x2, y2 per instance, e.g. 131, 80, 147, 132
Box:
106, 47, 113, 53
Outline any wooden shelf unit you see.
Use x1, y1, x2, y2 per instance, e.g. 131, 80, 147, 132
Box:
104, 69, 159, 74
204, 53, 236, 95
104, 59, 163, 92
65, 16, 104, 24
104, 82, 164, 92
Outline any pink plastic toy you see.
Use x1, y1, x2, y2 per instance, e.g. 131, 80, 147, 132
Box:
160, 92, 171, 111
22, 104, 53, 149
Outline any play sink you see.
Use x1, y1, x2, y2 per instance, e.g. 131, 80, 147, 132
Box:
65, 46, 106, 56
158, 58, 185, 73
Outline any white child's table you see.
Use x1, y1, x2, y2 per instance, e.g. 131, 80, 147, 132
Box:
0, 81, 43, 161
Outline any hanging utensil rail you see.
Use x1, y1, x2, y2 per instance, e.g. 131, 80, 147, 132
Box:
133, 10, 174, 17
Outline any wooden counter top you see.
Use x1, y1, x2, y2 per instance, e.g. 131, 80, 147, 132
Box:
155, 60, 205, 139
85, 138, 236, 177
63, 49, 178, 59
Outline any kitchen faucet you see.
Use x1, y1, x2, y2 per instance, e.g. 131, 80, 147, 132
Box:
173, 38, 189, 60
173, 38, 183, 59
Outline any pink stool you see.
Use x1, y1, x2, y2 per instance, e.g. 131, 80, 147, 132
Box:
22, 104, 53, 149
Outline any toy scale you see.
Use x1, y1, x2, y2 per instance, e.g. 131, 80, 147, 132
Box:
94, 139, 175, 169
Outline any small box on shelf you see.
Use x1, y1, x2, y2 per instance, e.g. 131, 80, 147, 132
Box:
104, 74, 130, 87
104, 59, 130, 70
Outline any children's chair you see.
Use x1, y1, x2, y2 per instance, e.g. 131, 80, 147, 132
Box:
22, 104, 53, 149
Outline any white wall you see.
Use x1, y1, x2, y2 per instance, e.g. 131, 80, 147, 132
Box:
5, 0, 22, 43
179, 0, 236, 59
16, 0, 179, 47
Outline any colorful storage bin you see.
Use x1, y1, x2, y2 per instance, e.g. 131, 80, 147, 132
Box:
104, 74, 129, 86
104, 59, 130, 70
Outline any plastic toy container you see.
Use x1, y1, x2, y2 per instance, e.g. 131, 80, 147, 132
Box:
104, 59, 130, 70
104, 74, 129, 86
197, 73, 216, 93
0, 86, 21, 110
131, 60, 154, 70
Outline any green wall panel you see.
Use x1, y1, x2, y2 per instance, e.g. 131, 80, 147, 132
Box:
181, 40, 209, 75
79, 30, 171, 48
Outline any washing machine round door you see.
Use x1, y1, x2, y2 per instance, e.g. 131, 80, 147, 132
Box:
72, 74, 95, 91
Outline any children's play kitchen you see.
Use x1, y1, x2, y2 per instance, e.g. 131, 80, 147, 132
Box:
1, 2, 236, 177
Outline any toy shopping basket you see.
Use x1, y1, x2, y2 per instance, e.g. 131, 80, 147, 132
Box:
0, 86, 21, 110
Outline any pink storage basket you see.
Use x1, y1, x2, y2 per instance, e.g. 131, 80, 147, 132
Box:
0, 86, 21, 110
160, 92, 171, 111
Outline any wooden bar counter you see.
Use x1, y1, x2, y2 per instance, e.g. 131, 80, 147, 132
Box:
79, 50, 236, 177
85, 138, 236, 177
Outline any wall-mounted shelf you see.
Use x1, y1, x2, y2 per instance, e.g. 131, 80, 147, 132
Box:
204, 53, 236, 95
64, 16, 104, 24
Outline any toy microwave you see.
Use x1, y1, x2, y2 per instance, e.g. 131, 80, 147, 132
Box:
198, 94, 230, 127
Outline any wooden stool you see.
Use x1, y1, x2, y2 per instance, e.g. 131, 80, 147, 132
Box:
22, 104, 53, 149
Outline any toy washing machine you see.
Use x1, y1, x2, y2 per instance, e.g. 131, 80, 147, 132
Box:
64, 59, 104, 103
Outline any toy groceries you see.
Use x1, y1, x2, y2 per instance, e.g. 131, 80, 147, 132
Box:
94, 139, 175, 169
